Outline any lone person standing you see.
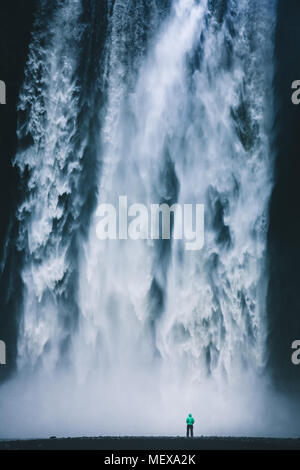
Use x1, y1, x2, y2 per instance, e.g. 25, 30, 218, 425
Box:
186, 413, 195, 437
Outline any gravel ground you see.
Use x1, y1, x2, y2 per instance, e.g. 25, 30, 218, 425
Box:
0, 436, 300, 450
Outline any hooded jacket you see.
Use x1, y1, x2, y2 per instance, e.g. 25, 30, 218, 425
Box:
186, 414, 195, 425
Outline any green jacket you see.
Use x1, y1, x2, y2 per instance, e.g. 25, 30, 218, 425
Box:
186, 414, 195, 425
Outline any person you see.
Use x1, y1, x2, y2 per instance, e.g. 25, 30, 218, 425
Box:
186, 413, 195, 437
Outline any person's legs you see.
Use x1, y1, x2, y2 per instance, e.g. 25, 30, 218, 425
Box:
186, 425, 189, 437
191, 425, 193, 437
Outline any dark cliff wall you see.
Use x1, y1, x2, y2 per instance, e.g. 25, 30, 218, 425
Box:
267, 0, 300, 392
0, 0, 37, 379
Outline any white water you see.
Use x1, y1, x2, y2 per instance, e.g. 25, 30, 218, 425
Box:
0, 0, 284, 438
13, 0, 84, 371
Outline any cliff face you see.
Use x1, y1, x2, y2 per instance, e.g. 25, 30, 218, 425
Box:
0, 0, 37, 380
267, 0, 300, 391
0, 0, 37, 250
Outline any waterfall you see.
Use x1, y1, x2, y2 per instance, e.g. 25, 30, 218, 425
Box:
0, 0, 279, 438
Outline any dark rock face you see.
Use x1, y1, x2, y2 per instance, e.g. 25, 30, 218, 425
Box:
267, 0, 300, 392
0, 0, 37, 246
0, 0, 37, 380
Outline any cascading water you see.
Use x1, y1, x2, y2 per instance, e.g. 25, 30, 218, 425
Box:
0, 0, 282, 438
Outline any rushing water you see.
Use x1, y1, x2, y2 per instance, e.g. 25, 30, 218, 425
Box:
0, 0, 282, 438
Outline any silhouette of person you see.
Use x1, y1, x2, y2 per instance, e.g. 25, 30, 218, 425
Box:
186, 413, 195, 437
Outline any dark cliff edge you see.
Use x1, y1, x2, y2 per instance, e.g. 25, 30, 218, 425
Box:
0, 0, 37, 380
267, 0, 300, 393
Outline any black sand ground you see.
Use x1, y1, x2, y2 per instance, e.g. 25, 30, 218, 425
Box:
1, 436, 300, 450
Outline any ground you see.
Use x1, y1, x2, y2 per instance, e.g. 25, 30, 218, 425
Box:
0, 436, 300, 450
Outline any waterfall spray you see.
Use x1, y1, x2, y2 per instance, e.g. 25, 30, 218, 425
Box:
0, 0, 280, 438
